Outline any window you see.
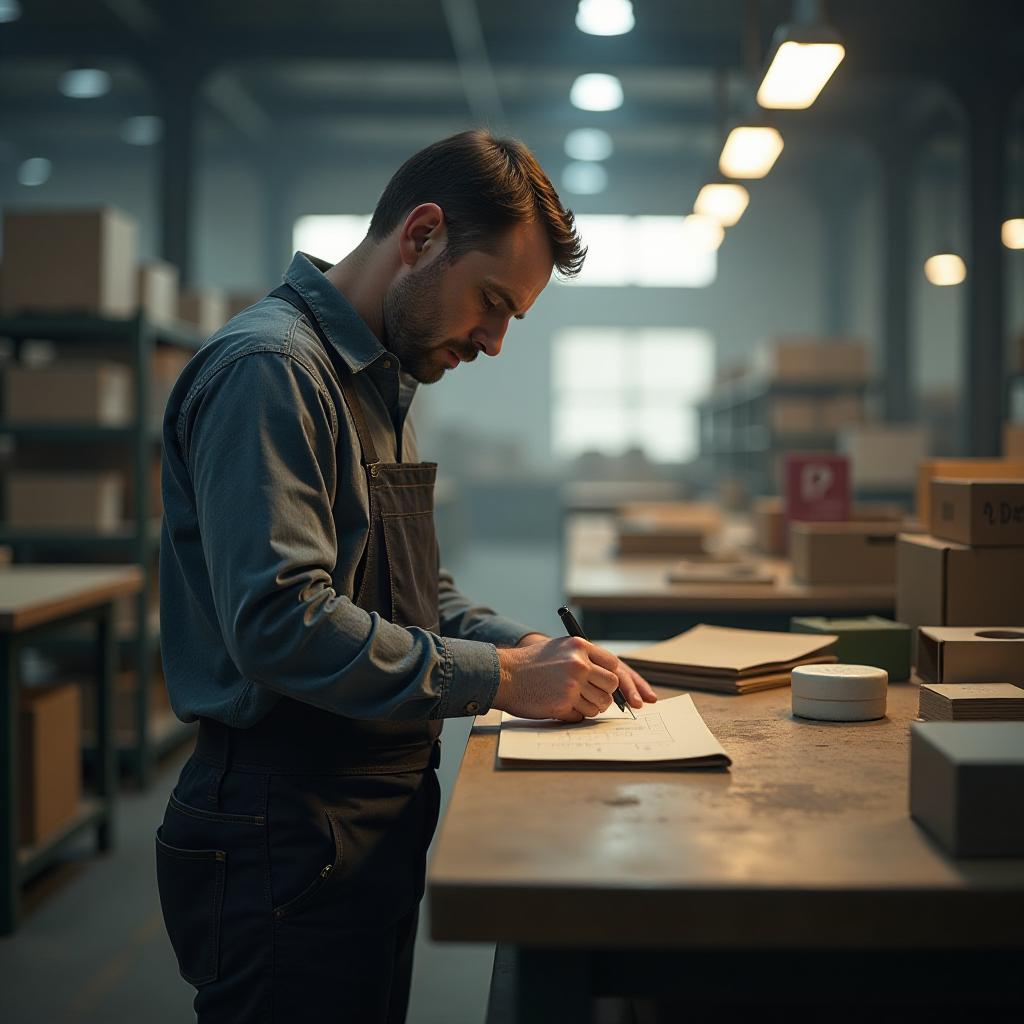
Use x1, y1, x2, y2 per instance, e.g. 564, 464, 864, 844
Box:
293, 213, 717, 288
558, 215, 717, 288
552, 328, 715, 463
293, 215, 372, 260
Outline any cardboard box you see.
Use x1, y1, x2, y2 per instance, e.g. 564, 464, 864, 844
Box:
6, 471, 124, 532
754, 497, 902, 556
755, 337, 869, 382
137, 261, 179, 325
842, 424, 930, 490
785, 452, 851, 522
790, 615, 911, 681
896, 534, 1024, 633
790, 521, 900, 584
917, 626, 1024, 684
1004, 424, 1024, 459
1, 207, 137, 317
819, 393, 865, 432
916, 458, 1024, 524
178, 289, 228, 338
20, 684, 82, 845
771, 397, 819, 435
910, 722, 1024, 856
4, 361, 132, 426
930, 478, 1024, 546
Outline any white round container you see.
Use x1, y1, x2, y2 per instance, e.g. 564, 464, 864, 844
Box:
791, 663, 888, 722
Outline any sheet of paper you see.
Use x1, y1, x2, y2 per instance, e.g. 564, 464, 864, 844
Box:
498, 693, 730, 767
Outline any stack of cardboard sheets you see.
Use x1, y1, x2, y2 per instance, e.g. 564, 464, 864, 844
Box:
918, 683, 1024, 722
622, 624, 838, 695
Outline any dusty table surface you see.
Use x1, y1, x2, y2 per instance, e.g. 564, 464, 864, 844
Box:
429, 678, 1024, 950
0, 564, 143, 633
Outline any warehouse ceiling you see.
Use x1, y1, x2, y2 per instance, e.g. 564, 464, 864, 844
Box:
0, 0, 1021, 172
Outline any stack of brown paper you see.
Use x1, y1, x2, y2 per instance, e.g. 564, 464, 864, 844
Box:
615, 502, 721, 557
918, 683, 1024, 722
665, 559, 776, 585
622, 624, 838, 694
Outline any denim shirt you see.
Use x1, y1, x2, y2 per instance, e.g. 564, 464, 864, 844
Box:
159, 252, 533, 728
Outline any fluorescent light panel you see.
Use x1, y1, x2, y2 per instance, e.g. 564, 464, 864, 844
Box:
59, 68, 111, 99
694, 183, 749, 226
719, 126, 784, 179
576, 0, 634, 36
18, 157, 51, 187
757, 40, 844, 109
564, 128, 614, 162
570, 73, 623, 112
562, 162, 608, 195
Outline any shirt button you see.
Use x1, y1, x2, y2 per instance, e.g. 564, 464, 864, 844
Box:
464, 700, 480, 715
381, 358, 391, 369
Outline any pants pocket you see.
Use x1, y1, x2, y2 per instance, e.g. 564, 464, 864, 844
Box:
155, 827, 226, 986
272, 810, 343, 922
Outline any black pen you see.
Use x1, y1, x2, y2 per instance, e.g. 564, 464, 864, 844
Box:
557, 605, 636, 718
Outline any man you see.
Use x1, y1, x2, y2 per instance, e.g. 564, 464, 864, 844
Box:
156, 129, 656, 1023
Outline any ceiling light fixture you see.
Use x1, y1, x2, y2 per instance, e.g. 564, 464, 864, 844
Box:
120, 115, 163, 146
18, 157, 52, 187
575, 0, 634, 36
694, 183, 750, 227
1002, 218, 1024, 250
757, 0, 844, 110
923, 253, 967, 287
564, 128, 614, 162
718, 125, 784, 179
562, 162, 608, 195
59, 68, 112, 99
570, 73, 623, 112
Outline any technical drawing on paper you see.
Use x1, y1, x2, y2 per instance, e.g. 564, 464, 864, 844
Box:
533, 713, 676, 755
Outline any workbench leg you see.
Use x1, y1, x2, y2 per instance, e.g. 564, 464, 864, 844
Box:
0, 635, 20, 934
514, 947, 591, 1024
95, 603, 116, 852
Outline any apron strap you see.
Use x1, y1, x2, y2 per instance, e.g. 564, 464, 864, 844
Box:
269, 283, 381, 469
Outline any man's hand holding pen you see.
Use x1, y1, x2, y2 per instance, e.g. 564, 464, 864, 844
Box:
494, 635, 658, 723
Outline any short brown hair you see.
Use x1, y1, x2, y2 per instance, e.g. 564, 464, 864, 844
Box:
369, 129, 587, 278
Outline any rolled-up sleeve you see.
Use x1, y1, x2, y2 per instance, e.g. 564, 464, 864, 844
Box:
437, 571, 536, 648
181, 351, 499, 721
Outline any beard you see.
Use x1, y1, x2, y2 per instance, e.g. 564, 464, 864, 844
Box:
382, 255, 476, 383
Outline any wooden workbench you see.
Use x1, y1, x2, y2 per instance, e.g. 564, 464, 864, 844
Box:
428, 678, 1024, 1021
565, 515, 895, 638
0, 565, 143, 934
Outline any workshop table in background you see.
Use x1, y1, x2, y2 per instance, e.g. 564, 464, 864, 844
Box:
0, 564, 142, 934
564, 514, 895, 638
428, 678, 1024, 1023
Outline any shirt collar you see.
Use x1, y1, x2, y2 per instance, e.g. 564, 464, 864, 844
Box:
283, 251, 387, 374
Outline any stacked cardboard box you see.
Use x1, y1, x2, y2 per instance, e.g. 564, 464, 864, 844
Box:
897, 473, 1024, 655
20, 684, 82, 845
754, 337, 870, 383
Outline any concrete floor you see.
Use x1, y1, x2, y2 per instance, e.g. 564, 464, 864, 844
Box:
0, 539, 561, 1024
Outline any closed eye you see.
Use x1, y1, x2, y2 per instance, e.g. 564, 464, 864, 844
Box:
481, 290, 497, 312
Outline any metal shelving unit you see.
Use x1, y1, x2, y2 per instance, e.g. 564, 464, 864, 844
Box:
0, 313, 201, 786
698, 377, 874, 496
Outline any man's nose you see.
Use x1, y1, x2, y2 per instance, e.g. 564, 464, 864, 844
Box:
471, 327, 504, 358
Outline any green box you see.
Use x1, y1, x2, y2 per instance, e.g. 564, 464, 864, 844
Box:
790, 616, 912, 682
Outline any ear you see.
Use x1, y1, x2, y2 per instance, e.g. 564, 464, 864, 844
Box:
398, 203, 447, 268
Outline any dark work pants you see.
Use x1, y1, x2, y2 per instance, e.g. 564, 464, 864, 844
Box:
155, 746, 441, 1023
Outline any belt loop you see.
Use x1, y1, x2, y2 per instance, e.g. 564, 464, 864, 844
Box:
206, 725, 233, 810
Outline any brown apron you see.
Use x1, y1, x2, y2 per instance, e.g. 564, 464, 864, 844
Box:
242, 281, 444, 769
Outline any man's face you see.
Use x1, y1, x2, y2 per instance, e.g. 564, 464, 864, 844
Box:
382, 217, 553, 384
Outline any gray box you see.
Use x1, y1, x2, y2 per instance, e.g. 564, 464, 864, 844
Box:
910, 722, 1024, 857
